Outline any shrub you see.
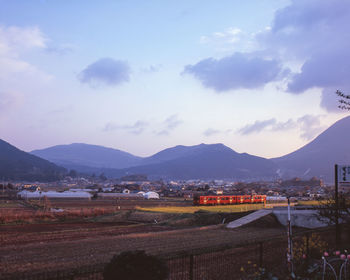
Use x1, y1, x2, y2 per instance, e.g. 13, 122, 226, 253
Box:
103, 250, 168, 280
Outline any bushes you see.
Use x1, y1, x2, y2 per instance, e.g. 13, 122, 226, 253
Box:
103, 250, 168, 280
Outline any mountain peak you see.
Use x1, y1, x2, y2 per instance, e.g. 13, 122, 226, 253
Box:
272, 116, 350, 182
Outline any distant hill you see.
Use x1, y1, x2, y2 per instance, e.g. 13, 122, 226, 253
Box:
113, 143, 278, 180
31, 143, 143, 170
272, 116, 350, 182
31, 143, 278, 180
0, 139, 66, 181
28, 116, 350, 181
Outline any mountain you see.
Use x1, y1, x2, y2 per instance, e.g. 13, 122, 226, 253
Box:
31, 143, 143, 171
272, 116, 350, 182
114, 143, 279, 180
140, 144, 222, 165
0, 139, 66, 181
30, 115, 350, 182
31, 142, 278, 180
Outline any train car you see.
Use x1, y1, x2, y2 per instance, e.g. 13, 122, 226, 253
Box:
193, 194, 266, 206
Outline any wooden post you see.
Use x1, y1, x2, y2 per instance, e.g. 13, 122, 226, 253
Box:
287, 197, 294, 275
335, 164, 340, 248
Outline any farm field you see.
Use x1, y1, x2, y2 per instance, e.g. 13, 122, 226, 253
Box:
0, 215, 286, 277
137, 203, 265, 213
0, 198, 309, 279
0, 198, 286, 278
296, 200, 325, 206
49, 197, 192, 210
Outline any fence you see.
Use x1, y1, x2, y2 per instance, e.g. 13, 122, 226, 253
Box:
1, 226, 349, 280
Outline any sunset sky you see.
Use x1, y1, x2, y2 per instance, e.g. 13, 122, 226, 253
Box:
0, 0, 349, 158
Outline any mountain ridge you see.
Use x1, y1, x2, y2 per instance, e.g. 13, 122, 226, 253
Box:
0, 139, 66, 181
27, 116, 350, 182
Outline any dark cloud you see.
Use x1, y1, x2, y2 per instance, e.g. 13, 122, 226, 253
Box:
78, 58, 130, 87
184, 53, 285, 92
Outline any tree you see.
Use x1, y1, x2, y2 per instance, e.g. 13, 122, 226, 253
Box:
103, 250, 168, 280
336, 90, 350, 110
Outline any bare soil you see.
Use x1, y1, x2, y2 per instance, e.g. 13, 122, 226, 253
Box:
0, 219, 286, 276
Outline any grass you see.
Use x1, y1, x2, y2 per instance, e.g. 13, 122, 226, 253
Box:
136, 203, 265, 213
297, 200, 325, 206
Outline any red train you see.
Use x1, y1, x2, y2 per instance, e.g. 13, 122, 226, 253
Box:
193, 194, 266, 206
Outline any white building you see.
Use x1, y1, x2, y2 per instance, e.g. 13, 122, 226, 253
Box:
143, 191, 159, 199
17, 190, 92, 199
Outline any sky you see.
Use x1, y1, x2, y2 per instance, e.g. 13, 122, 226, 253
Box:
0, 0, 349, 158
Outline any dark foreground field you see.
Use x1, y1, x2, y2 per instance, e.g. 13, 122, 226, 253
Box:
0, 214, 287, 278
0, 200, 284, 277
1, 199, 344, 280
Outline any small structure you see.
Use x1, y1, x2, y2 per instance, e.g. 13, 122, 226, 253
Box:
17, 190, 92, 200
143, 191, 159, 199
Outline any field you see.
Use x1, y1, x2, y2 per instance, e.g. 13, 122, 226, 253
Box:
297, 200, 325, 206
137, 203, 265, 213
0, 197, 313, 279
0, 213, 287, 278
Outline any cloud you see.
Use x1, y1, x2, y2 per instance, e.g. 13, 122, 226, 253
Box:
183, 53, 286, 92
199, 27, 257, 53
45, 43, 75, 55
297, 114, 325, 140
267, 0, 350, 111
78, 58, 130, 87
164, 114, 183, 130
200, 27, 243, 44
0, 25, 51, 82
155, 115, 183, 136
238, 115, 324, 140
187, 1, 350, 111
104, 120, 148, 135
238, 119, 277, 135
141, 64, 162, 74
0, 25, 47, 55
272, 119, 296, 131
203, 128, 221, 137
